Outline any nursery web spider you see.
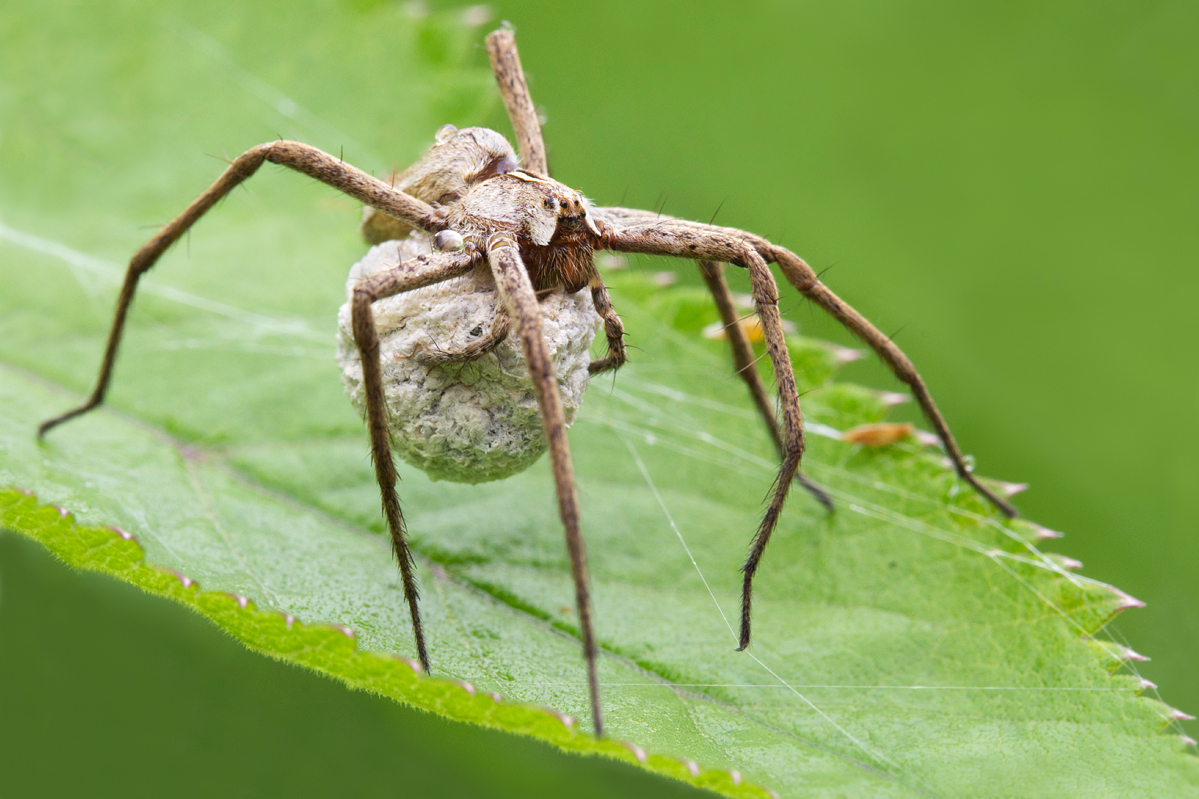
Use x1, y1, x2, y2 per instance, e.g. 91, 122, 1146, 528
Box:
38, 26, 1018, 737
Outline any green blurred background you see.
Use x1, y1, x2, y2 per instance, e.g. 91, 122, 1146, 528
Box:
1, 0, 1195, 795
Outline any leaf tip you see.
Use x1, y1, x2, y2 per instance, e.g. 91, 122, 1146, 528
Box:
619, 741, 647, 763
1112, 588, 1147, 611
913, 429, 942, 448
829, 343, 865, 365
159, 567, 198, 591
1090, 640, 1151, 671
996, 480, 1029, 498
109, 525, 136, 542
1049, 554, 1083, 571
1121, 646, 1150, 662
391, 654, 422, 675
1029, 523, 1065, 541
544, 708, 575, 729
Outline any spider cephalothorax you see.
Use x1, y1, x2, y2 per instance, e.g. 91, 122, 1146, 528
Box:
365, 124, 602, 295
447, 170, 601, 293
38, 27, 1019, 738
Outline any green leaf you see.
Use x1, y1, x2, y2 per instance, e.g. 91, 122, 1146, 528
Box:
2, 2, 1197, 797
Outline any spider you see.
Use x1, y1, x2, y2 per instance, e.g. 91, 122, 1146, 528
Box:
38, 25, 1018, 738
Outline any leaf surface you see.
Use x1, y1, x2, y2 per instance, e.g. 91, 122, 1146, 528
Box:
1, 2, 1197, 797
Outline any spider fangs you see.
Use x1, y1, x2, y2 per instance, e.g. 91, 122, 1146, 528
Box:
37, 27, 1019, 739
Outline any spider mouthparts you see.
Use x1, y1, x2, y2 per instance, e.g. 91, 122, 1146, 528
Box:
560, 213, 599, 235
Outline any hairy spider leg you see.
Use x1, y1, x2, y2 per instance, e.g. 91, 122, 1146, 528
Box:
36, 140, 450, 673
486, 28, 614, 737
697, 260, 833, 511
599, 208, 1018, 519
414, 308, 511, 366
487, 27, 548, 176
763, 245, 1018, 518
603, 221, 1017, 649
586, 272, 628, 374
605, 224, 821, 648
37, 141, 437, 437
352, 249, 483, 672
487, 232, 604, 737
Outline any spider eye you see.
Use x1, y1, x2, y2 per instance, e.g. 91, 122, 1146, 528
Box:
543, 197, 556, 210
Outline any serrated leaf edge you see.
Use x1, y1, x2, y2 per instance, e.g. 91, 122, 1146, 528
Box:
0, 487, 775, 799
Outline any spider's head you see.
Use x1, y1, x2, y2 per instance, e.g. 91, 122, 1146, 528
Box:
455, 170, 600, 249
539, 189, 599, 238
502, 171, 599, 245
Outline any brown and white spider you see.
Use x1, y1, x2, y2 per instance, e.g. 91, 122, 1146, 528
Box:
38, 26, 1017, 737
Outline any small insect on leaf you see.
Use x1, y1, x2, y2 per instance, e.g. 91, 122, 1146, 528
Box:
841, 422, 915, 447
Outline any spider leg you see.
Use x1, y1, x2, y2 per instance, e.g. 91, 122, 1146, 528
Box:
764, 248, 1019, 518
487, 232, 604, 737
697, 260, 778, 436
38, 141, 438, 437
697, 260, 833, 512
587, 273, 628, 375
600, 211, 1018, 519
483, 35, 627, 374
605, 223, 804, 650
486, 28, 548, 175
607, 220, 1015, 649
733, 244, 807, 651
351, 248, 483, 673
414, 309, 511, 365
